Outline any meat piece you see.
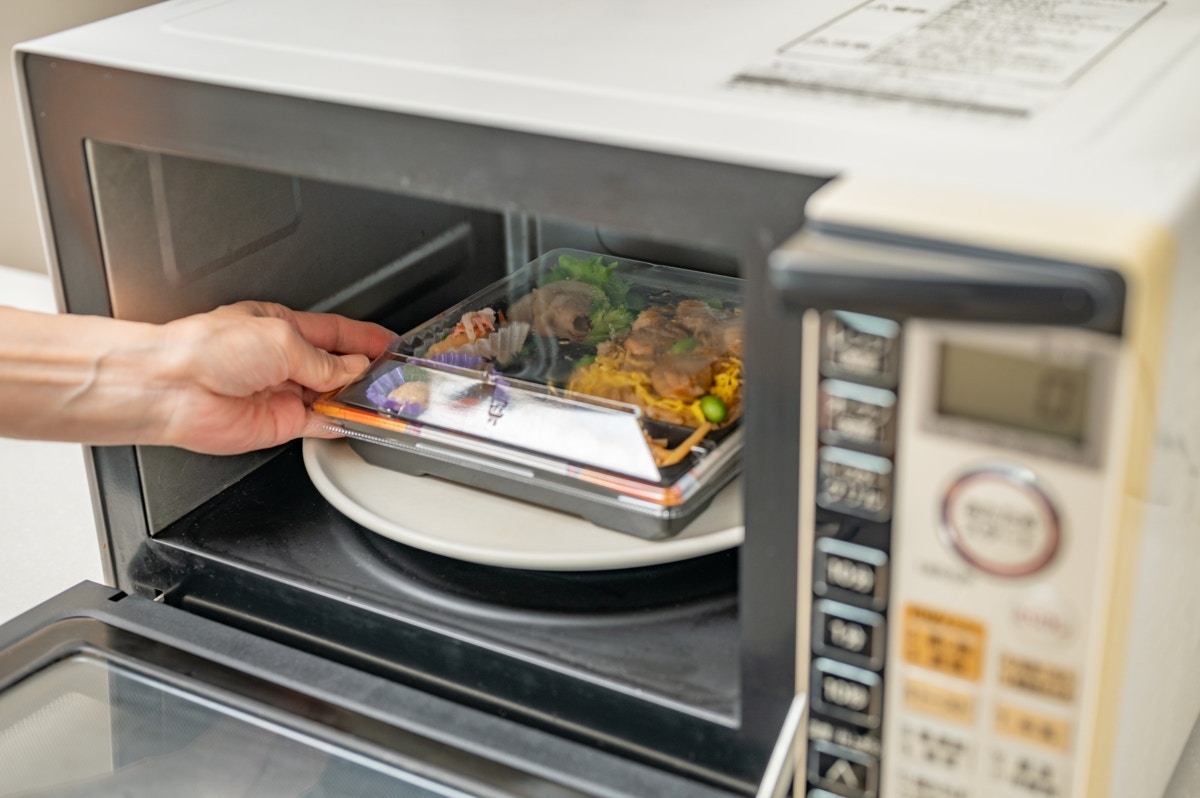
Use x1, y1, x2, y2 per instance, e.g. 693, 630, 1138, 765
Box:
650, 351, 715, 401
508, 293, 534, 324
675, 299, 721, 335
632, 306, 673, 331
622, 326, 680, 368
702, 318, 744, 359
545, 295, 593, 342
509, 281, 600, 342
631, 307, 691, 341
623, 328, 660, 361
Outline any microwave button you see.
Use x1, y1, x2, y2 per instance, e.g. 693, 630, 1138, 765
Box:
994, 702, 1072, 753
988, 744, 1070, 798
811, 658, 883, 728
819, 380, 897, 454
998, 653, 1076, 703
1010, 587, 1077, 647
814, 599, 886, 670
808, 740, 879, 797
818, 448, 893, 521
894, 769, 971, 798
814, 538, 889, 611
821, 311, 901, 387
808, 716, 882, 758
898, 720, 974, 778
942, 466, 1061, 578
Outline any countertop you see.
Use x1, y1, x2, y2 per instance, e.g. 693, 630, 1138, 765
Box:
0, 266, 104, 625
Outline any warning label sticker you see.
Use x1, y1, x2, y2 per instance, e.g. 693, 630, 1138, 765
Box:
731, 0, 1164, 118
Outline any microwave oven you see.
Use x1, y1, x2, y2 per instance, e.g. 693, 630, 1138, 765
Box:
4, 0, 1200, 796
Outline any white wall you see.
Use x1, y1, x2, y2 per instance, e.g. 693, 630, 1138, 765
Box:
1, 0, 160, 274
0, 266, 100, 625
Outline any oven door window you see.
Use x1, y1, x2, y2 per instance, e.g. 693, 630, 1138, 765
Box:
0, 654, 463, 798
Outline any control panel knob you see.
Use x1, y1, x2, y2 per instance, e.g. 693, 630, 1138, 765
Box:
941, 466, 1061, 577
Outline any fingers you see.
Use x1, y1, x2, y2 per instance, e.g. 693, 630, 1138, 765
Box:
168, 302, 388, 452
292, 311, 396, 359
286, 348, 371, 394
203, 301, 391, 393
226, 301, 395, 358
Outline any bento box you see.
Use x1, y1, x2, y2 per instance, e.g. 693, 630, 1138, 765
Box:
313, 249, 745, 540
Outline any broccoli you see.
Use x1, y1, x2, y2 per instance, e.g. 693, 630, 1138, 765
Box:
540, 253, 637, 308
584, 303, 635, 345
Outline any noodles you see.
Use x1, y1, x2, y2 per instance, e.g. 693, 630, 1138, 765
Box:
569, 350, 744, 429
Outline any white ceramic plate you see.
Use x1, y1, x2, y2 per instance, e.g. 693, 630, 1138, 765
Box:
303, 438, 744, 571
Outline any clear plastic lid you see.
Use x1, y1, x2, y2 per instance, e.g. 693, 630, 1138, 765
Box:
314, 249, 744, 483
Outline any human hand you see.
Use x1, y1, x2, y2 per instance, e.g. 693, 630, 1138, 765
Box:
155, 301, 395, 454
0, 301, 394, 455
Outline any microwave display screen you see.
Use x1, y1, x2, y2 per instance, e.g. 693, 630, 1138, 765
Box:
937, 343, 1091, 442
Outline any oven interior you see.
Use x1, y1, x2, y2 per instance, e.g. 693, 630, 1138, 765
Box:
83, 141, 781, 787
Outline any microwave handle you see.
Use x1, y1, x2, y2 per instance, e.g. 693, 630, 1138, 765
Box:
768, 241, 1125, 333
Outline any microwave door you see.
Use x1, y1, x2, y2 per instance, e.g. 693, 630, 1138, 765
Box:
0, 582, 739, 798
769, 228, 1136, 798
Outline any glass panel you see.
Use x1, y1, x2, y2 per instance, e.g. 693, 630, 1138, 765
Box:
0, 655, 471, 797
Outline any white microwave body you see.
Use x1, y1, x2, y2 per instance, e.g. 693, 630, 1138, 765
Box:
13, 1, 1200, 797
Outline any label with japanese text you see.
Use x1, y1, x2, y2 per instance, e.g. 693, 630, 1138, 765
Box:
732, 0, 1164, 117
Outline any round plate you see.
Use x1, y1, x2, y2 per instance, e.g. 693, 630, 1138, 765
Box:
302, 438, 744, 571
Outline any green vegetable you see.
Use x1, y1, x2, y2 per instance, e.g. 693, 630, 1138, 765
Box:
573, 355, 596, 369
540, 253, 636, 308
669, 337, 699, 354
539, 253, 616, 289
584, 303, 635, 345
699, 395, 727, 423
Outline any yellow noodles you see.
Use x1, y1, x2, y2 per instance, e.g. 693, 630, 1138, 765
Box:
568, 352, 743, 428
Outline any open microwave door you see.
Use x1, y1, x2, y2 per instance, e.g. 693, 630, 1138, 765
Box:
0, 582, 752, 798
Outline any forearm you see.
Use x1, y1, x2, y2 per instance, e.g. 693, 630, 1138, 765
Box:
0, 306, 175, 445
1, 301, 392, 455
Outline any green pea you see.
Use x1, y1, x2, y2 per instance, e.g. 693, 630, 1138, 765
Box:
669, 337, 699, 354
699, 395, 727, 423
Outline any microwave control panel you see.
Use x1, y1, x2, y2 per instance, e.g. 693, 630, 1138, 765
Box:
804, 312, 1122, 798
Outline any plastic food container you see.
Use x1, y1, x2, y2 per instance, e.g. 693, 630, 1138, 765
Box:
314, 249, 745, 539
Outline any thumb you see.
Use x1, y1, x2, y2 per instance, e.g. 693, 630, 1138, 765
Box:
288, 346, 371, 393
